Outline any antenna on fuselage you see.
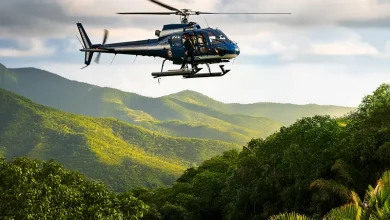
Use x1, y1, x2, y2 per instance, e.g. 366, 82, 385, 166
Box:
204, 18, 209, 27
110, 54, 116, 65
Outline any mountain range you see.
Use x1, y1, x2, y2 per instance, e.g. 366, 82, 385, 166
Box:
0, 63, 355, 190
0, 87, 241, 191
0, 64, 353, 145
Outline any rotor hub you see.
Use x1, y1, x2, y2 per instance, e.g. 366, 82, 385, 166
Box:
178, 9, 193, 24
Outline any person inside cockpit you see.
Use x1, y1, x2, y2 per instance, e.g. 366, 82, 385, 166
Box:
197, 33, 209, 53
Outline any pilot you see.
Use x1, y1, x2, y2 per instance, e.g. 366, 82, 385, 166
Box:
198, 34, 204, 45
180, 33, 198, 71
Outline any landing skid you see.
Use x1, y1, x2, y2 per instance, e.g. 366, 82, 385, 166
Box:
151, 62, 230, 79
152, 68, 202, 78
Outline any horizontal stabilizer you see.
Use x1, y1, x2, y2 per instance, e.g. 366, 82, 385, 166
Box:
80, 48, 115, 52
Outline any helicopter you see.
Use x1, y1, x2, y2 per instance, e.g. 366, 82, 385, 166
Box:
76, 0, 290, 79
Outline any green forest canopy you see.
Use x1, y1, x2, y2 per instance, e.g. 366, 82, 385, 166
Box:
1, 83, 390, 219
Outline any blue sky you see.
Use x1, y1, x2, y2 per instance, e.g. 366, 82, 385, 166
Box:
1, 0, 390, 107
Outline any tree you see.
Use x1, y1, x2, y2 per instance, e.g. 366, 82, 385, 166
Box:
269, 212, 313, 220
271, 170, 390, 220
0, 157, 148, 219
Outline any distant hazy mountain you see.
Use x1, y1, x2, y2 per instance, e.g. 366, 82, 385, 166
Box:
0, 64, 354, 144
0, 64, 287, 145
0, 88, 240, 191
168, 90, 354, 126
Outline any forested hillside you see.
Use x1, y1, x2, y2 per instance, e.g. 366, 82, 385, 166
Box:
2, 83, 390, 219
0, 88, 239, 191
128, 83, 390, 219
0, 64, 353, 145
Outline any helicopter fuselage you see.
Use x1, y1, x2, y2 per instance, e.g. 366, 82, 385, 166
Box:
77, 22, 240, 67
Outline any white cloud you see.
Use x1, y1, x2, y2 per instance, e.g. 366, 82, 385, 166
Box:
218, 0, 390, 26
0, 38, 56, 57
3, 0, 390, 59
51, 0, 390, 30
310, 41, 378, 55
226, 26, 382, 58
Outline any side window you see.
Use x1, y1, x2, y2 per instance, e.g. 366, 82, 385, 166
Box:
159, 37, 169, 45
207, 32, 220, 45
197, 32, 211, 54
170, 35, 182, 47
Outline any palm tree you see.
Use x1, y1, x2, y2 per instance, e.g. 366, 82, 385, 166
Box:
269, 171, 390, 220
269, 212, 313, 220
323, 171, 390, 220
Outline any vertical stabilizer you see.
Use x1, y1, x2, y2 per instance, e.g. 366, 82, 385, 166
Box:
76, 23, 94, 66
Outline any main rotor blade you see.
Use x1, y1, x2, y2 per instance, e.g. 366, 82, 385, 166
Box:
117, 12, 176, 15
195, 12, 291, 15
148, 0, 185, 15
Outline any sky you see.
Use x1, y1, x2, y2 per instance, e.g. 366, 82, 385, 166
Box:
1, 0, 390, 107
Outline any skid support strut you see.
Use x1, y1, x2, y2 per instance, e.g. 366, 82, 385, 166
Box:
161, 59, 167, 72
183, 65, 230, 79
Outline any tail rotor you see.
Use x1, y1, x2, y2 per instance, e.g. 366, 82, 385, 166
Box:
95, 29, 109, 64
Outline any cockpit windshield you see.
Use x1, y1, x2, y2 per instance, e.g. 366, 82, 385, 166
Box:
215, 29, 229, 40
205, 28, 231, 45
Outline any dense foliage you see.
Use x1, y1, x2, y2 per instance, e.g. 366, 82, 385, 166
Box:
3, 158, 390, 220
0, 157, 148, 219
0, 88, 239, 191
126, 83, 390, 219
271, 170, 390, 219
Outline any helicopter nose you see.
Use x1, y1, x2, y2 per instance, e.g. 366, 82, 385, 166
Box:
228, 44, 240, 55
235, 45, 240, 55
215, 44, 240, 57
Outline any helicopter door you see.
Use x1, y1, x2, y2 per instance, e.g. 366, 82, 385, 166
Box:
169, 34, 184, 58
195, 33, 211, 55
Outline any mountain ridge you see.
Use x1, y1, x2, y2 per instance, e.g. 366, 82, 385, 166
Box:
0, 63, 354, 140
0, 87, 240, 191
144, 89, 355, 108
1, 64, 286, 145
165, 88, 354, 125
2, 63, 354, 108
